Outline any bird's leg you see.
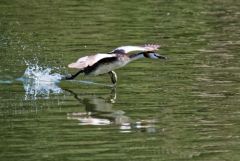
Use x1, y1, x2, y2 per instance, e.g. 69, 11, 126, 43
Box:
108, 71, 117, 85
62, 70, 84, 80
110, 87, 117, 103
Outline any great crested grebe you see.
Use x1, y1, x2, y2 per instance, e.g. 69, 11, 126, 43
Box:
63, 44, 166, 84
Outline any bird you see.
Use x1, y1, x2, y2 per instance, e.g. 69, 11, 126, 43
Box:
63, 44, 166, 85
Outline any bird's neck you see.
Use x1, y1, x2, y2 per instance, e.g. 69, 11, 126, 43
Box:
129, 53, 145, 61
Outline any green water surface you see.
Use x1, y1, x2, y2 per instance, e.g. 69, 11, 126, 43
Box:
0, 0, 240, 161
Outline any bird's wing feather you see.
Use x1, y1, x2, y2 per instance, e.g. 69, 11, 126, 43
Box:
112, 44, 160, 54
68, 54, 115, 69
142, 44, 160, 51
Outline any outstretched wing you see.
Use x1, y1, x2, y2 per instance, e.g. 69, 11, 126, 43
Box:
68, 53, 115, 69
111, 44, 160, 54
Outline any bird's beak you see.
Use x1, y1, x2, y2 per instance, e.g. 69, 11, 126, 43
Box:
157, 54, 167, 60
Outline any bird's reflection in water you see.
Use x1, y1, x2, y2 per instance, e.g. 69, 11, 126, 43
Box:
65, 88, 157, 133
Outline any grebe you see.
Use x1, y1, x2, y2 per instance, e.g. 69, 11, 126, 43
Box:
63, 44, 166, 84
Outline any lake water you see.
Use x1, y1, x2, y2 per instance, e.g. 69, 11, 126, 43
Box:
1, 0, 240, 161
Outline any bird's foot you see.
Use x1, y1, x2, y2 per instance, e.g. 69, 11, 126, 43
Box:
61, 74, 73, 80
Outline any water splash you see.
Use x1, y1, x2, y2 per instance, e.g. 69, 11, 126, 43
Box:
1, 59, 113, 100
20, 61, 64, 100
23, 60, 63, 82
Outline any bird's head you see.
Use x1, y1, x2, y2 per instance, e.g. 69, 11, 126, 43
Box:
144, 52, 167, 60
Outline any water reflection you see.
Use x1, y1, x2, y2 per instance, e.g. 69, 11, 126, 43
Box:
65, 88, 157, 133
15, 73, 157, 133
15, 62, 157, 133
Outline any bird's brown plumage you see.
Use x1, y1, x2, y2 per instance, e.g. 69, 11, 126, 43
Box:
68, 44, 160, 69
